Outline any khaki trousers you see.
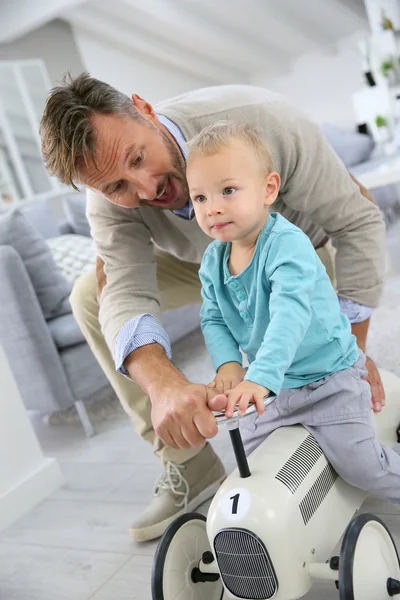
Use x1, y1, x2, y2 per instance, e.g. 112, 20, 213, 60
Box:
70, 242, 336, 466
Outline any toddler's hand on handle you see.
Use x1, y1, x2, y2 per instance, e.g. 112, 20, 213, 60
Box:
208, 361, 246, 394
209, 380, 269, 419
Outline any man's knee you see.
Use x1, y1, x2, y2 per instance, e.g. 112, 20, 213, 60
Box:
70, 267, 99, 324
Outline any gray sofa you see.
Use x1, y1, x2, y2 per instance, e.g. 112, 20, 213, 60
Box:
0, 195, 201, 437
321, 123, 400, 226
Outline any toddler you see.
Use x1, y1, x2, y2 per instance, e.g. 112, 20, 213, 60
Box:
186, 121, 400, 501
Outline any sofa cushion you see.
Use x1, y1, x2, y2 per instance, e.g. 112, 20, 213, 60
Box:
62, 193, 91, 237
0, 209, 72, 319
47, 313, 86, 349
321, 123, 375, 168
20, 199, 61, 240
60, 342, 110, 401
47, 234, 96, 284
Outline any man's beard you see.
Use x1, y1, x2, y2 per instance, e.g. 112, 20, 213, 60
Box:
137, 124, 189, 209
159, 127, 189, 207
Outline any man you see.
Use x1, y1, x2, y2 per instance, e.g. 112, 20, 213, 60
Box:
40, 73, 386, 543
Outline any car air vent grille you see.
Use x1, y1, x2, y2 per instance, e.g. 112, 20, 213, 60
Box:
214, 528, 278, 599
275, 434, 323, 494
299, 463, 338, 525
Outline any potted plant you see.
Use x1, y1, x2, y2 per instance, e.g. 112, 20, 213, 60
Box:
381, 59, 397, 85
375, 115, 388, 128
374, 114, 393, 150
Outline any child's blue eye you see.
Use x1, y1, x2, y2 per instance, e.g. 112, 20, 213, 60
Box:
223, 187, 235, 195
195, 195, 206, 203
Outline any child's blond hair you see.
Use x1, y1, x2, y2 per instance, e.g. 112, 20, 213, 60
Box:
187, 121, 275, 174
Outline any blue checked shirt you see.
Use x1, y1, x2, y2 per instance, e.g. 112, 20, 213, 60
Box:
114, 117, 374, 375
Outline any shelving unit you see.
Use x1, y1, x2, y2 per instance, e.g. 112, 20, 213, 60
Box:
353, 4, 400, 149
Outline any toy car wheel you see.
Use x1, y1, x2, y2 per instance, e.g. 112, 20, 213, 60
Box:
151, 512, 223, 600
339, 512, 400, 600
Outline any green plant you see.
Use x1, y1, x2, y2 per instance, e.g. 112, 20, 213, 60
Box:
375, 114, 388, 128
381, 59, 394, 76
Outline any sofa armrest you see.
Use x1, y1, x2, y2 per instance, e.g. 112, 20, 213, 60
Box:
0, 245, 76, 413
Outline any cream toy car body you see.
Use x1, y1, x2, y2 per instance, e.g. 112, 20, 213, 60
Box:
152, 369, 400, 600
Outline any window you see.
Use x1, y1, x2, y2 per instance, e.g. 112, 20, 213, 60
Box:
0, 59, 64, 206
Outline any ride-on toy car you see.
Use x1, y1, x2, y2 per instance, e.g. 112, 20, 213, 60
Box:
152, 369, 400, 600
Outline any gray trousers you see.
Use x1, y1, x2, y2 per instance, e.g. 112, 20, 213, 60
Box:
241, 353, 400, 502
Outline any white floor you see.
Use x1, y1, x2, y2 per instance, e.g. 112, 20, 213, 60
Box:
1, 221, 400, 600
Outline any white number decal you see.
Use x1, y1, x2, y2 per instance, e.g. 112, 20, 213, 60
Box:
220, 488, 251, 521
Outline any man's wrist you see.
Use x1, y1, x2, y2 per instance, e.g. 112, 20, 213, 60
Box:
148, 375, 188, 405
351, 318, 370, 353
125, 342, 187, 399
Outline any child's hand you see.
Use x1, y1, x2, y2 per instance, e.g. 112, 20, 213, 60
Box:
224, 380, 270, 418
208, 361, 246, 394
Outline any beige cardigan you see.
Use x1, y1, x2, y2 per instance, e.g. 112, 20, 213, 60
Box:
87, 85, 386, 355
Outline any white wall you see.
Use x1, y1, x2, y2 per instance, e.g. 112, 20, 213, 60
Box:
72, 28, 210, 104
253, 38, 364, 130
0, 345, 63, 532
0, 19, 85, 85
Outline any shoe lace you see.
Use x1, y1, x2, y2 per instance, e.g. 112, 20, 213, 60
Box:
154, 462, 190, 509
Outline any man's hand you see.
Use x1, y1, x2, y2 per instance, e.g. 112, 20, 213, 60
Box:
364, 355, 385, 412
351, 319, 386, 412
125, 344, 219, 450
210, 380, 269, 419
151, 383, 219, 449
209, 361, 246, 394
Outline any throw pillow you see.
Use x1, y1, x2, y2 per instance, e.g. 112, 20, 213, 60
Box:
62, 193, 91, 237
47, 234, 96, 284
321, 123, 375, 168
0, 208, 72, 319
20, 199, 60, 240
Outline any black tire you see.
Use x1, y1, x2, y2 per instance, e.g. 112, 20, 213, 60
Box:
152, 512, 209, 600
339, 512, 400, 600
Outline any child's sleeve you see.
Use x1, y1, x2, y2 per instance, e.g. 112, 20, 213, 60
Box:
199, 259, 242, 372
245, 231, 317, 395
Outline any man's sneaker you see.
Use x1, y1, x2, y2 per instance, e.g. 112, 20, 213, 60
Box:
130, 443, 226, 542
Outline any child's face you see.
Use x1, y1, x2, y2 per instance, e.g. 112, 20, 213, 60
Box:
187, 141, 280, 244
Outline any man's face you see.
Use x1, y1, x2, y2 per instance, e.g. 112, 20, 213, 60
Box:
79, 109, 189, 210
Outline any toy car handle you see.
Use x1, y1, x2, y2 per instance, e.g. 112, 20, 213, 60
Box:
213, 393, 274, 426
212, 394, 275, 479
